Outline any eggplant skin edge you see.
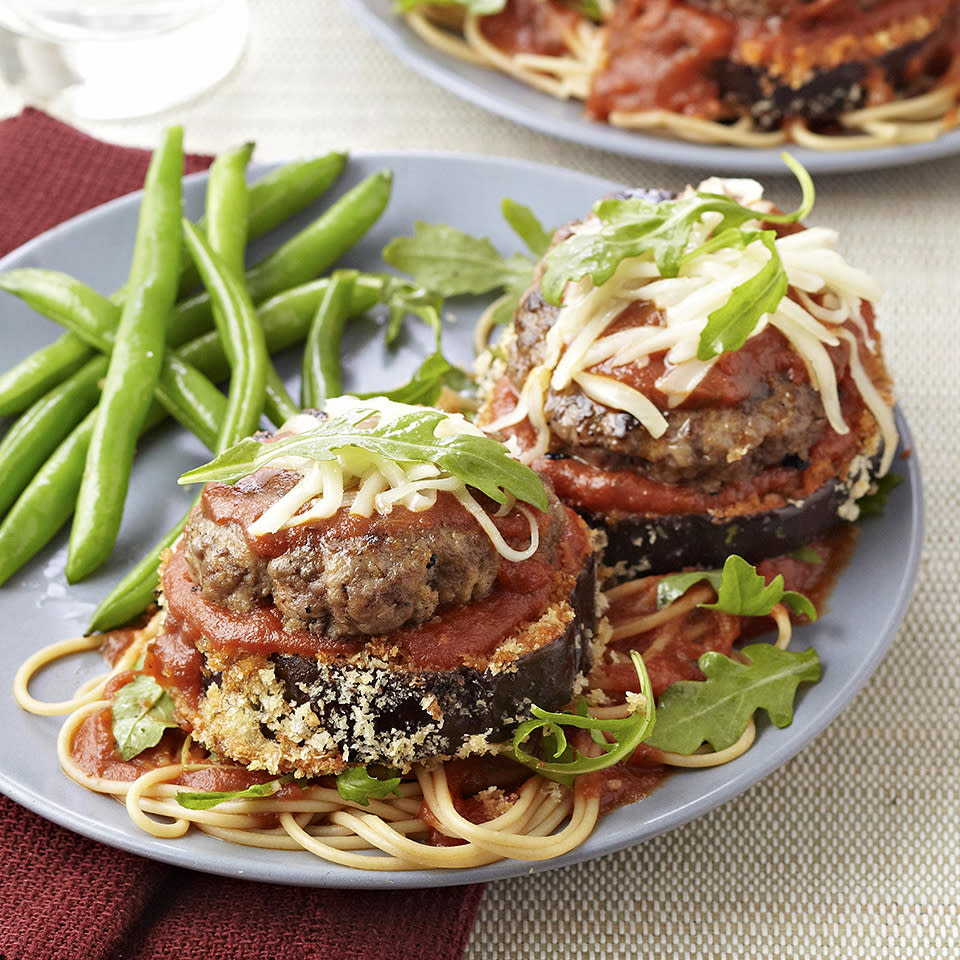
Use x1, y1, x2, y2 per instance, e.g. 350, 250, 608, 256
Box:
187, 555, 601, 778
590, 450, 882, 579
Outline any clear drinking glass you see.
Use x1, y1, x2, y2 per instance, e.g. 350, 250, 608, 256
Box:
0, 0, 248, 120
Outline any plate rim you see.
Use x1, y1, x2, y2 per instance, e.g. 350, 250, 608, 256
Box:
340, 0, 960, 175
0, 151, 926, 889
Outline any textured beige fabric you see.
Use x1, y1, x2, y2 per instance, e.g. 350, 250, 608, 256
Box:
2, 2, 957, 956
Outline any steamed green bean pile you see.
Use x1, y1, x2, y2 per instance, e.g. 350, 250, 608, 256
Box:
0, 128, 400, 632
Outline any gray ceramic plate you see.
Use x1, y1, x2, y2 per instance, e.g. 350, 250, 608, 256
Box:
341, 0, 960, 176
0, 153, 924, 889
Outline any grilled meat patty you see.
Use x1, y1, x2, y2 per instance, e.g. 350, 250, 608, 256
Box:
506, 288, 828, 492
182, 468, 566, 642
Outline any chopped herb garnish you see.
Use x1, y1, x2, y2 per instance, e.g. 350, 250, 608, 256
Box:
856, 472, 903, 517
176, 775, 296, 810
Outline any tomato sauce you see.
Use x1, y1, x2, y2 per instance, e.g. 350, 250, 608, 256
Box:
587, 0, 733, 119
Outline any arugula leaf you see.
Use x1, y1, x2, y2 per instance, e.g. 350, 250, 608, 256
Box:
175, 774, 296, 810
645, 644, 821, 754
501, 198, 552, 258
111, 674, 180, 762
513, 651, 656, 784
382, 221, 533, 298
355, 351, 469, 407
657, 554, 817, 621
372, 274, 444, 347
695, 230, 788, 360
179, 406, 549, 512
336, 767, 403, 806
856, 472, 903, 517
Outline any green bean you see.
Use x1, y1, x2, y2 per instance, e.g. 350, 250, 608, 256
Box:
254, 273, 384, 348
66, 126, 185, 584
202, 141, 271, 443
0, 151, 349, 415
182, 222, 266, 446
0, 333, 91, 416
205, 143, 255, 278
89, 152, 277, 633
0, 355, 107, 517
0, 397, 169, 588
301, 270, 357, 408
154, 354, 224, 451
177, 150, 348, 297
243, 151, 349, 244
244, 169, 392, 303
0, 268, 225, 451
86, 515, 185, 632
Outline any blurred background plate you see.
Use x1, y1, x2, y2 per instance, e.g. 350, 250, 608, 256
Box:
341, 0, 960, 175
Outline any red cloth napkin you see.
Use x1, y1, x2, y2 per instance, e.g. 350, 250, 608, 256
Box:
0, 108, 485, 960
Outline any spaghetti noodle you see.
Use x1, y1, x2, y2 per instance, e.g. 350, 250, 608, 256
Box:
402, 0, 960, 151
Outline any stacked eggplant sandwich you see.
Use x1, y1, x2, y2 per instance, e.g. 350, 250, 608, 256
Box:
147, 397, 600, 777
479, 166, 898, 576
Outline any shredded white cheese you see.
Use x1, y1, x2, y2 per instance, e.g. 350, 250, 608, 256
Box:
487, 178, 890, 471
246, 397, 541, 562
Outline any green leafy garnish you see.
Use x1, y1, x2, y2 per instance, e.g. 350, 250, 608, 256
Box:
373, 274, 444, 347
856, 472, 903, 517
356, 351, 469, 407
513, 651, 656, 784
500, 198, 552, 258
694, 230, 788, 360
175, 775, 295, 810
645, 644, 821, 754
179, 406, 549, 512
111, 674, 180, 762
381, 200, 552, 334
382, 220, 534, 299
336, 767, 403, 806
657, 554, 817, 621
540, 154, 814, 359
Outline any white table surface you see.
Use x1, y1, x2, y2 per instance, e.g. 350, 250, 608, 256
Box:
2, 2, 958, 957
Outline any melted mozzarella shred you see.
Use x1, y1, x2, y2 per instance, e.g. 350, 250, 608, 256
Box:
246, 397, 541, 561
509, 177, 888, 466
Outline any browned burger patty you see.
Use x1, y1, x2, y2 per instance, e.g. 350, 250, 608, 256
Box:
182, 486, 503, 642
182, 467, 568, 643
508, 288, 828, 490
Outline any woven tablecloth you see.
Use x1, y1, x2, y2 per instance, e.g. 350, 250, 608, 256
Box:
1, 2, 958, 957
